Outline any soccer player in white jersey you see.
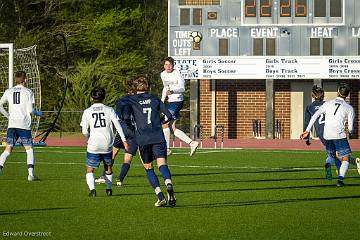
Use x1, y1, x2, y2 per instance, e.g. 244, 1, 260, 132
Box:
0, 71, 42, 181
161, 56, 198, 156
301, 83, 360, 186
80, 87, 128, 197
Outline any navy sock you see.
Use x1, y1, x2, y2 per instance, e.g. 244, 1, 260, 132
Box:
119, 163, 130, 182
159, 165, 171, 180
146, 169, 160, 189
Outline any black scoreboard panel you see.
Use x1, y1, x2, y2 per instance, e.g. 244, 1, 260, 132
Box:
242, 0, 343, 25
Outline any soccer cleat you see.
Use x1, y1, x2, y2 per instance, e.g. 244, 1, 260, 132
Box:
27, 175, 39, 181
154, 198, 167, 207
337, 179, 345, 187
356, 158, 360, 175
324, 163, 332, 180
166, 183, 176, 207
106, 189, 112, 196
116, 179, 123, 187
0, 166, 3, 176
190, 141, 199, 156
88, 189, 96, 197
167, 149, 172, 156
95, 176, 106, 184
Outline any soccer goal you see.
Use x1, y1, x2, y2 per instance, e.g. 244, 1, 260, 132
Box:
0, 44, 41, 140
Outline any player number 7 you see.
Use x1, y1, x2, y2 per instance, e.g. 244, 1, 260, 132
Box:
143, 107, 152, 124
334, 103, 341, 115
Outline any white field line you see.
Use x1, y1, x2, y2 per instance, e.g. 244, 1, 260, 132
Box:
30, 149, 324, 155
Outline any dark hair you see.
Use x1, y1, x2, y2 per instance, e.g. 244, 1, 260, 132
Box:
338, 82, 350, 98
133, 76, 149, 92
311, 85, 324, 101
163, 56, 175, 66
91, 87, 106, 102
15, 70, 26, 84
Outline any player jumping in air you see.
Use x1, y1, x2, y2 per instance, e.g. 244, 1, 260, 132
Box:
80, 87, 128, 197
161, 57, 198, 156
301, 83, 360, 186
0, 71, 43, 181
124, 76, 176, 207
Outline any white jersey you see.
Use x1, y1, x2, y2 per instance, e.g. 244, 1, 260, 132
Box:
0, 84, 34, 130
80, 103, 126, 154
161, 69, 185, 102
306, 97, 354, 140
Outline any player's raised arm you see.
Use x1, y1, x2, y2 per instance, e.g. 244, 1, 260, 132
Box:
348, 106, 355, 136
301, 105, 326, 139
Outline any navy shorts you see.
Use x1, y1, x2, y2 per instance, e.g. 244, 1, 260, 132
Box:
325, 138, 352, 158
6, 128, 32, 146
139, 142, 167, 164
86, 152, 112, 168
167, 101, 184, 120
113, 134, 138, 156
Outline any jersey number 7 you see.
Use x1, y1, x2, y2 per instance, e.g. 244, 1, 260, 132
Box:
143, 107, 152, 124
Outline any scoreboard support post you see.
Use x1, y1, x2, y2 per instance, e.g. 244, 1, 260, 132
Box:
265, 79, 275, 139
190, 79, 199, 139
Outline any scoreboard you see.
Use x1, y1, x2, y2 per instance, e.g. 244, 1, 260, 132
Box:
168, 0, 360, 79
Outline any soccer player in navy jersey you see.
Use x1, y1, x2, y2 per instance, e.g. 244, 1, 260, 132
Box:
124, 76, 176, 207
303, 85, 359, 180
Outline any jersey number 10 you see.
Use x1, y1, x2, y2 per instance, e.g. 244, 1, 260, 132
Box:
13, 92, 20, 104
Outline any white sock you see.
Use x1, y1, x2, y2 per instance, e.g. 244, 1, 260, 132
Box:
174, 129, 192, 145
86, 173, 95, 190
0, 151, 10, 166
339, 161, 349, 178
165, 179, 172, 186
28, 168, 34, 177
26, 149, 34, 166
163, 128, 171, 150
105, 174, 113, 189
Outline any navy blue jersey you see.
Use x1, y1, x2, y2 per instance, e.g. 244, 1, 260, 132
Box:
115, 95, 135, 138
125, 93, 173, 146
304, 100, 325, 141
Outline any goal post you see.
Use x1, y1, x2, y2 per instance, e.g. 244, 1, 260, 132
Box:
0, 44, 41, 139
0, 43, 14, 88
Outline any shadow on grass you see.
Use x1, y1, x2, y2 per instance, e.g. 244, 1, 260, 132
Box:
175, 183, 360, 195
176, 195, 360, 209
178, 176, 360, 185
0, 207, 76, 216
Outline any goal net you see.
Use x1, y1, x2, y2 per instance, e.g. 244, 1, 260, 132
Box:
0, 44, 41, 140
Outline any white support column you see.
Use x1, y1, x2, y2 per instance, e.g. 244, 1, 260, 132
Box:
0, 43, 14, 88
211, 79, 216, 137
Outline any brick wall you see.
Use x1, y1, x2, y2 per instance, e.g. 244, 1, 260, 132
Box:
198, 79, 360, 139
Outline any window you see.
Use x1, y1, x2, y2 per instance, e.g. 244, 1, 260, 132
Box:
180, 8, 190, 25
330, 0, 342, 17
179, 0, 220, 5
314, 0, 326, 17
253, 38, 263, 56
323, 38, 333, 55
310, 38, 320, 55
266, 39, 276, 56
193, 8, 202, 25
219, 39, 229, 56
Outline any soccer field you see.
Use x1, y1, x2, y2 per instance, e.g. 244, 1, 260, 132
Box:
0, 147, 359, 240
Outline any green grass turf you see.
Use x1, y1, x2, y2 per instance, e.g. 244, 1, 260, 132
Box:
0, 147, 360, 240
